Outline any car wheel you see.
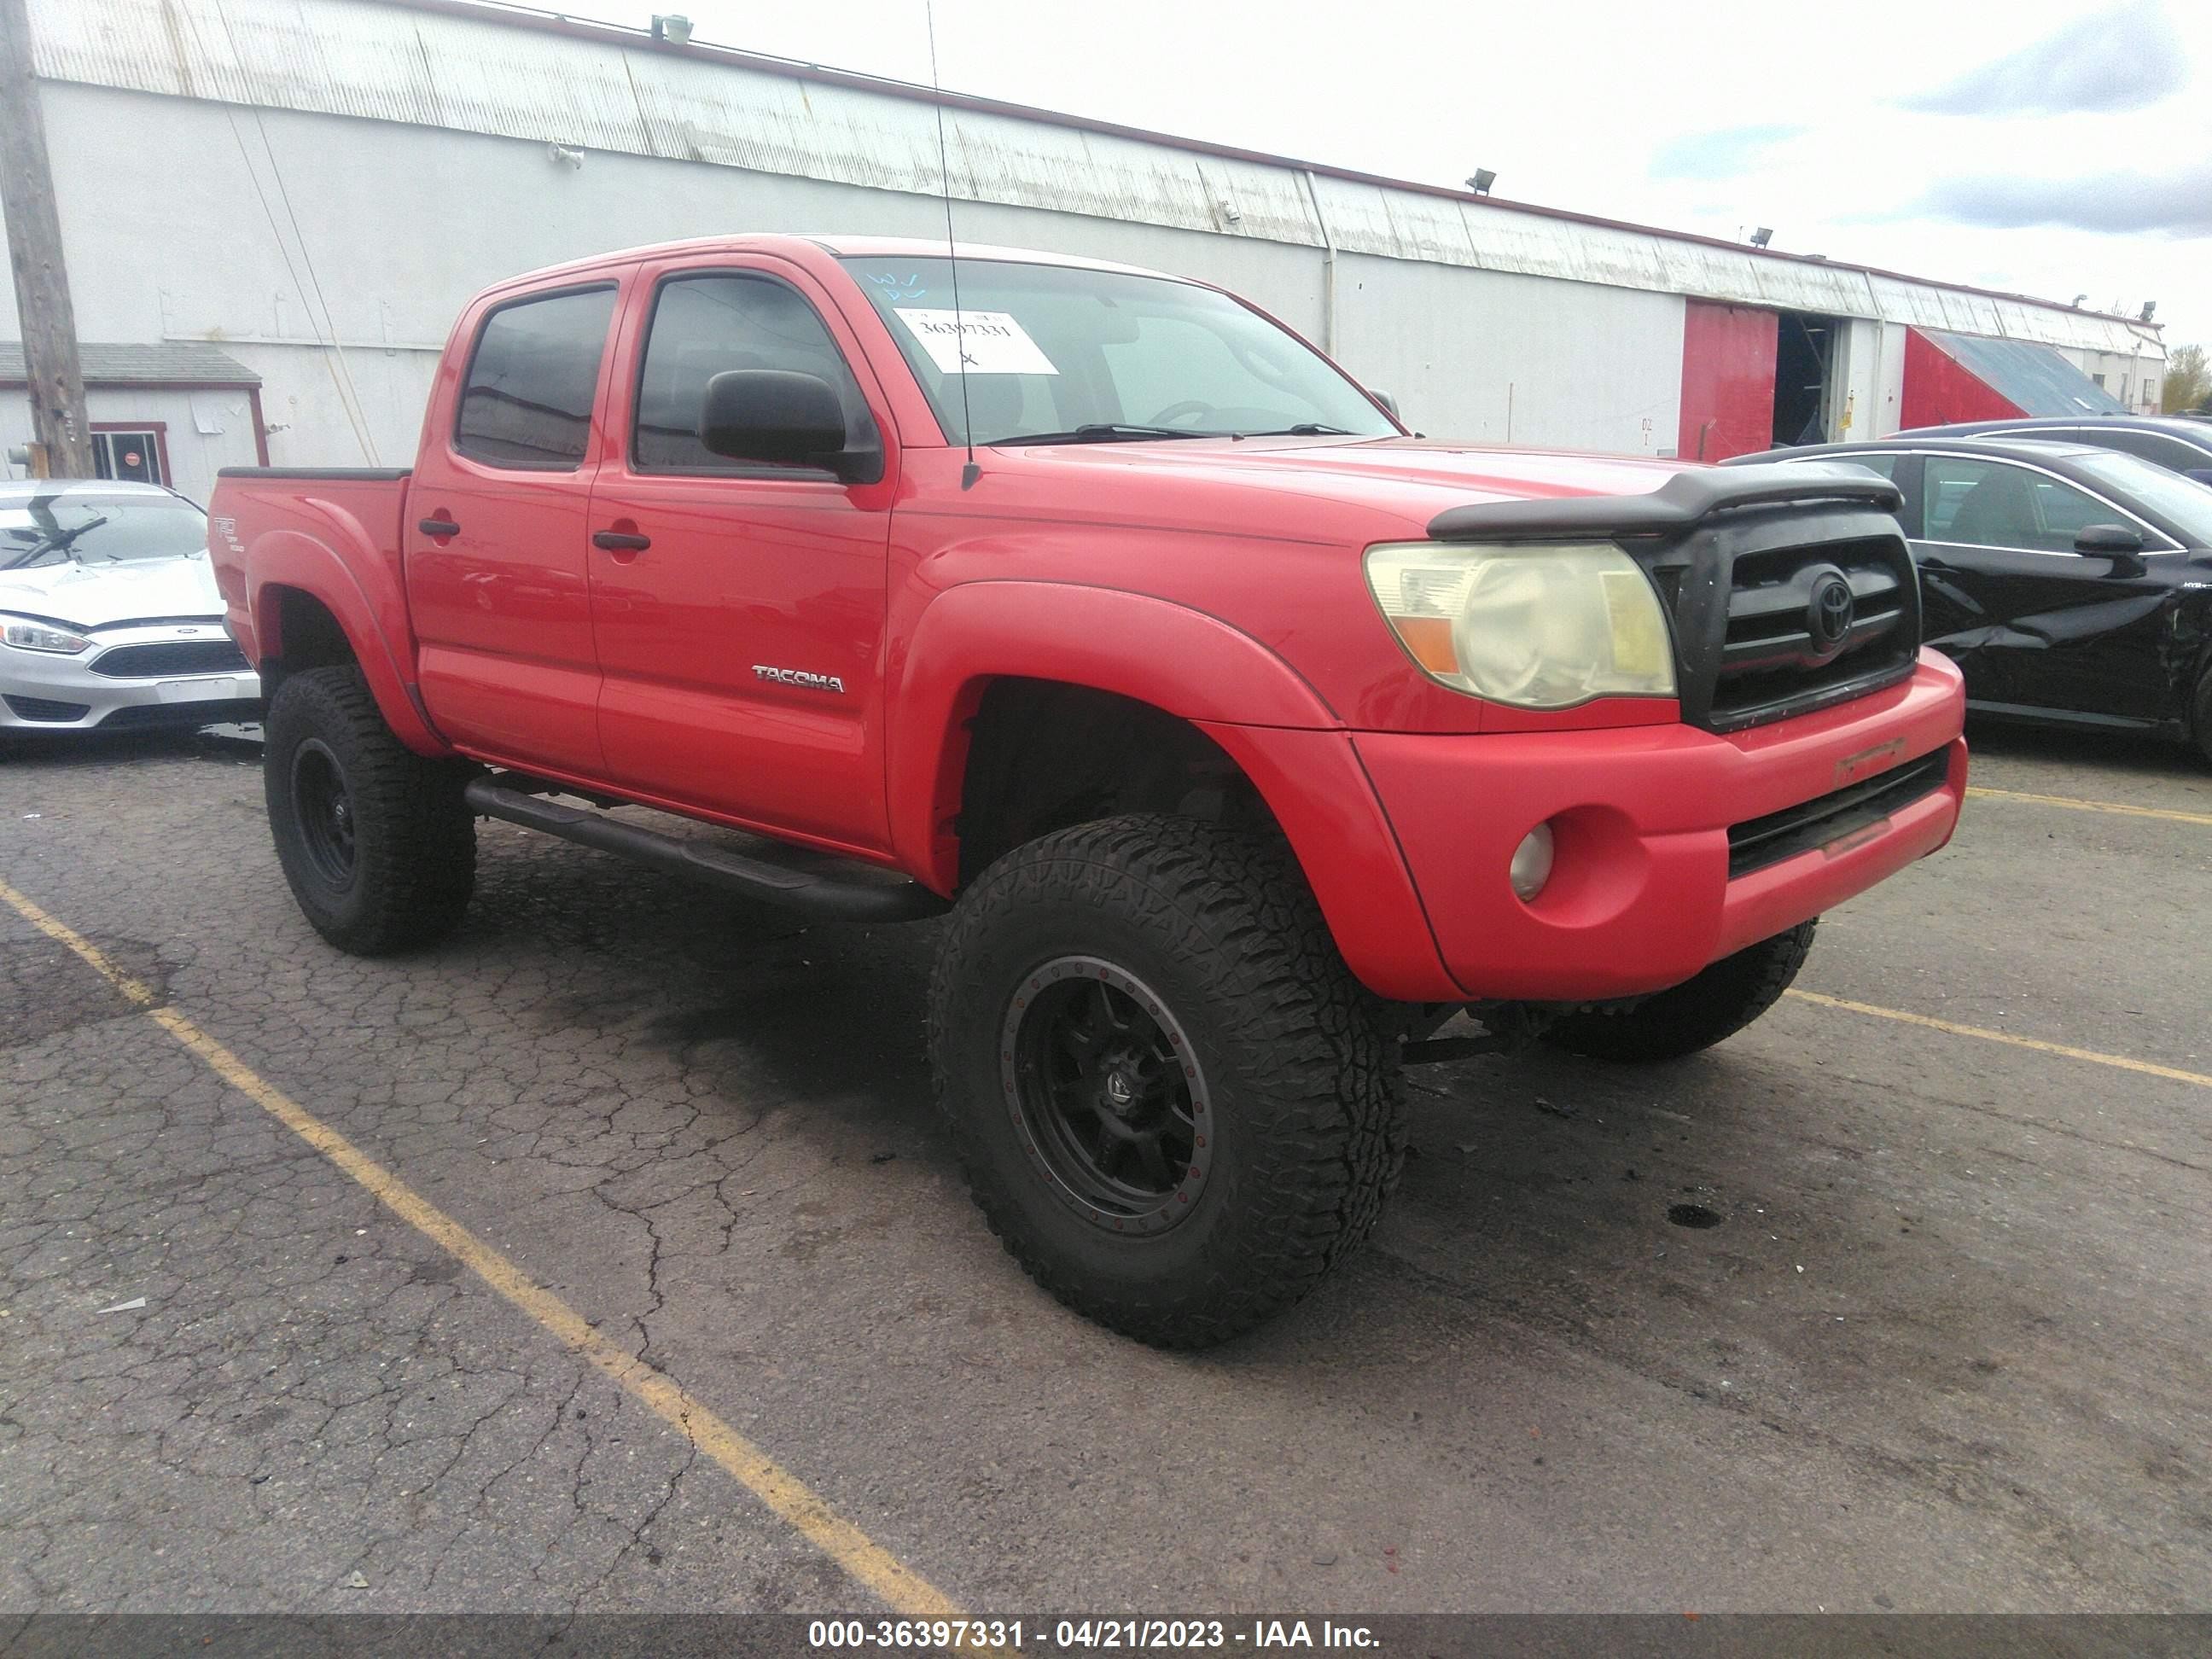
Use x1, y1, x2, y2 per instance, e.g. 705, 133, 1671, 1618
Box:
1540, 920, 1819, 1064
928, 813, 1405, 1347
264, 665, 475, 954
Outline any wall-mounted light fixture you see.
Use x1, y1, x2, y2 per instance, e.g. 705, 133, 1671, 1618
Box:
1465, 169, 1497, 195
1748, 226, 1773, 248
548, 143, 585, 169
2140, 300, 2157, 322
650, 14, 692, 44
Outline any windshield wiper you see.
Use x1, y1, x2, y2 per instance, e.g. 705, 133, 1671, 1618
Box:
992, 423, 1225, 445
1240, 423, 1359, 436
4, 514, 110, 569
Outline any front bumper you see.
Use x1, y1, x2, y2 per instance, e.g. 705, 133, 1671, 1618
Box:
1354, 650, 1968, 1001
0, 623, 263, 732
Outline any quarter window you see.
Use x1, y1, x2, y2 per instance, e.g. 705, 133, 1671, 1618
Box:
454, 287, 618, 469
633, 275, 867, 472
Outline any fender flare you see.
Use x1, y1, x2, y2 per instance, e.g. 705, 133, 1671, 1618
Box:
888, 579, 1341, 884
243, 505, 446, 755
885, 580, 1457, 999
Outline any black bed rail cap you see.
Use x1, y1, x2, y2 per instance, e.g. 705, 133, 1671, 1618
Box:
1425, 462, 1903, 543
216, 467, 414, 481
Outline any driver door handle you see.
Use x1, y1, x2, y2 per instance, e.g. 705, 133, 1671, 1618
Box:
592, 530, 652, 552
418, 516, 461, 538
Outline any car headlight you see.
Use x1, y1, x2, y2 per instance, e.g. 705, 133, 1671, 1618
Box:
1, 618, 92, 655
1363, 540, 1676, 708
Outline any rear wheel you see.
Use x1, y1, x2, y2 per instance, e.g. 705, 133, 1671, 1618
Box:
1540, 920, 1818, 1063
265, 666, 475, 954
928, 814, 1404, 1348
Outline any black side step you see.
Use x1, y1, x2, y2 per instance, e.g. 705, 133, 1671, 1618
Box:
463, 777, 948, 923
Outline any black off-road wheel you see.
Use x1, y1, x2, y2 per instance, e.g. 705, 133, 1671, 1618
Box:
1540, 919, 1819, 1063
264, 665, 475, 955
928, 814, 1405, 1348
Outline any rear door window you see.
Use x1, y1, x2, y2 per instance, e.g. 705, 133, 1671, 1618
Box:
2087, 429, 2209, 472
454, 286, 619, 469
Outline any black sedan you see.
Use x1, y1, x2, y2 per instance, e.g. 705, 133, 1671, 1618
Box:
1725, 436, 2212, 761
1894, 415, 2212, 485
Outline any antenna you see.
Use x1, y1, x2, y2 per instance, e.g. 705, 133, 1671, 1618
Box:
923, 1, 980, 489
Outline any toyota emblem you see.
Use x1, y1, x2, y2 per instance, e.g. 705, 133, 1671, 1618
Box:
1807, 571, 1855, 653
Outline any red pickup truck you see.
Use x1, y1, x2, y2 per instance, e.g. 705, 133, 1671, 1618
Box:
211, 236, 1967, 1345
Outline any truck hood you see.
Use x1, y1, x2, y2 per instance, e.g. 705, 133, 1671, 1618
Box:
0, 552, 225, 629
1002, 435, 1690, 538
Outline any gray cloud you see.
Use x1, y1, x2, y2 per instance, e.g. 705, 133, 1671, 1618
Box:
1910, 161, 2212, 236
1648, 124, 1807, 181
1901, 1, 2186, 115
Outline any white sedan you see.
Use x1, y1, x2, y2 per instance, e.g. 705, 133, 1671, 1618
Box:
0, 479, 261, 733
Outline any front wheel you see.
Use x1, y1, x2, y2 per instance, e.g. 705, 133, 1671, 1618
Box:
264, 666, 476, 955
1540, 920, 1818, 1063
928, 814, 1405, 1348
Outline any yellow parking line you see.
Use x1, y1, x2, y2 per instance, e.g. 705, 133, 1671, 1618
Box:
1966, 784, 2212, 828
1786, 988, 2212, 1091
0, 876, 959, 1619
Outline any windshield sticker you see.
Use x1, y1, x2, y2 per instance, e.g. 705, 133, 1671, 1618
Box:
861, 270, 930, 302
894, 308, 1060, 376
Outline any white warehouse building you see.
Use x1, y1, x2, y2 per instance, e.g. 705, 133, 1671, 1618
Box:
0, 0, 2168, 502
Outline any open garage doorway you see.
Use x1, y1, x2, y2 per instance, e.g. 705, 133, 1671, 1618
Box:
1773, 311, 1845, 447
1679, 300, 1852, 460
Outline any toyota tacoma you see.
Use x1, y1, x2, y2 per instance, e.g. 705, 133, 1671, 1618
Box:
209, 236, 1967, 1345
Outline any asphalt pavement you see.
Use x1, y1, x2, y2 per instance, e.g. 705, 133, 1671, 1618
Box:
2, 717, 2208, 1615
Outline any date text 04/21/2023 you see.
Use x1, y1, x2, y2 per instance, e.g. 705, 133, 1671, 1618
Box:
805, 1619, 1382, 1650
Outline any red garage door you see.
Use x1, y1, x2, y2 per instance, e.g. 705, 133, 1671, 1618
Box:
1679, 300, 1778, 462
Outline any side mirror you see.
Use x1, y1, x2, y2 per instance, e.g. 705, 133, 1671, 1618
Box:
2075, 522, 2146, 573
1369, 387, 1401, 422
699, 370, 880, 482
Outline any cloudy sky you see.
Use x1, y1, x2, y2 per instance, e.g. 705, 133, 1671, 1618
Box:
555, 0, 2209, 344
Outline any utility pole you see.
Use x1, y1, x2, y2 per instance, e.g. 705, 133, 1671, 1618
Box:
0, 0, 91, 477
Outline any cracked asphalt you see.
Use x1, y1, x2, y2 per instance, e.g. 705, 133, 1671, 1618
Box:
1, 719, 2209, 1615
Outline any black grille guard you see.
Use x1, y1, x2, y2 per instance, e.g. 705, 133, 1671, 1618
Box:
1425, 462, 1902, 543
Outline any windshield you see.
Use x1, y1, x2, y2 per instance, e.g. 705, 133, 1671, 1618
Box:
0, 492, 207, 571
839, 257, 1400, 445
2074, 452, 2212, 546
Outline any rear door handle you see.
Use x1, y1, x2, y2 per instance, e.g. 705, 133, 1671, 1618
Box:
592, 530, 652, 552
418, 517, 462, 538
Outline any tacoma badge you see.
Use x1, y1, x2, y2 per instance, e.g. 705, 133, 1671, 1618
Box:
753, 665, 847, 694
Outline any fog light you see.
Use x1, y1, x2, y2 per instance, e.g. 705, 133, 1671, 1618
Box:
1509, 822, 1555, 902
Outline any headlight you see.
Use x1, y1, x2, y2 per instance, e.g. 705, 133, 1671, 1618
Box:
1, 618, 92, 655
1364, 540, 1676, 708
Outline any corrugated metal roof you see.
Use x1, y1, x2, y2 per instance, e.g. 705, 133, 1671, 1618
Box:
0, 341, 261, 386
1919, 329, 2127, 417
26, 0, 2163, 360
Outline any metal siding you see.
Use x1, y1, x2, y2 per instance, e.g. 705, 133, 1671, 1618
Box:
1332, 253, 1682, 454
25, 0, 2162, 361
